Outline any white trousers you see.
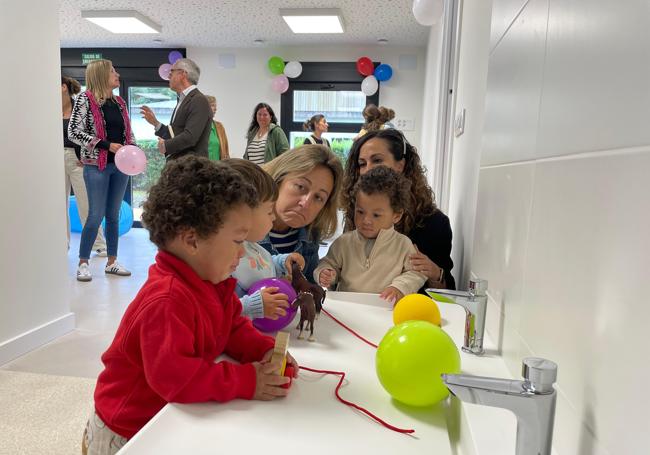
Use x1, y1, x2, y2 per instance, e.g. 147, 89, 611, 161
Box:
64, 148, 106, 251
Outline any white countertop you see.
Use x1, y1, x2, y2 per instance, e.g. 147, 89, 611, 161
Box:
117, 292, 457, 455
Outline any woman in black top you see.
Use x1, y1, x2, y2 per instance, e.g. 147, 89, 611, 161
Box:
302, 114, 330, 148
342, 129, 455, 290
68, 59, 135, 282
62, 76, 106, 255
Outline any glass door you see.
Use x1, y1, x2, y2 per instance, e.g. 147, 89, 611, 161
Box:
125, 83, 177, 224
282, 81, 378, 166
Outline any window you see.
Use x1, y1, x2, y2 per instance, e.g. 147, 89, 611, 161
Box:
281, 62, 379, 166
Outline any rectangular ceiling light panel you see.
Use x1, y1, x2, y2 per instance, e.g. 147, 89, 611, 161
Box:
280, 8, 344, 34
81, 10, 161, 34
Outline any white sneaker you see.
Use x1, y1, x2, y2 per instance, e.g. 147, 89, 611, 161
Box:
105, 261, 131, 277
94, 248, 108, 257
77, 263, 92, 282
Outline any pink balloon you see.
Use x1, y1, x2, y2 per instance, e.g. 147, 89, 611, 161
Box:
271, 74, 290, 94
115, 145, 147, 176
158, 63, 172, 80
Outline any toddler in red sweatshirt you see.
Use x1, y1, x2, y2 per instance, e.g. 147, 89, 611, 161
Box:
82, 156, 298, 455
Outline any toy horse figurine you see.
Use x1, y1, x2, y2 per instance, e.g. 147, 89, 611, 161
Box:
292, 292, 316, 341
290, 261, 326, 315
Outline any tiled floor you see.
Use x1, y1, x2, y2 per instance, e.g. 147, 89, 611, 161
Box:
1, 228, 157, 379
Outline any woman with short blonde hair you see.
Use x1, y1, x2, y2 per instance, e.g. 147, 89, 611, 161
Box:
68, 59, 135, 282
260, 145, 343, 282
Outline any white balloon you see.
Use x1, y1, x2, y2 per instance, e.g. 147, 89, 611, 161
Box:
361, 76, 379, 96
284, 61, 303, 78
412, 0, 444, 26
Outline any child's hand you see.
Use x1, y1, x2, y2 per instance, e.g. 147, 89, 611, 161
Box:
318, 268, 337, 288
380, 286, 404, 305
252, 360, 290, 401
260, 287, 289, 319
285, 253, 305, 280
261, 349, 300, 378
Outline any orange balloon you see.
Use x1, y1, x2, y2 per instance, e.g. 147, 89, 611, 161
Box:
393, 293, 441, 326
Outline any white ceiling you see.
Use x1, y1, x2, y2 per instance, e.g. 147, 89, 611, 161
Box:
60, 0, 430, 48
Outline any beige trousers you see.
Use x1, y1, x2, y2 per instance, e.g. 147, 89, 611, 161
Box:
81, 412, 128, 455
64, 148, 106, 251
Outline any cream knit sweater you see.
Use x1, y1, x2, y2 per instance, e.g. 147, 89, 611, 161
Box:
314, 227, 427, 296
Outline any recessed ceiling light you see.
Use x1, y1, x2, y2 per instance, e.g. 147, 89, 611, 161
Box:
81, 10, 161, 34
280, 8, 344, 34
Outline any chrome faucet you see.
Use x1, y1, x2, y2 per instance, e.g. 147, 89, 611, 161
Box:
427, 278, 488, 355
442, 357, 558, 455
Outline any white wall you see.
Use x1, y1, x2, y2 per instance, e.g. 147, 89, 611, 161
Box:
0, 0, 74, 364
445, 0, 492, 287
471, 0, 650, 453
188, 46, 426, 157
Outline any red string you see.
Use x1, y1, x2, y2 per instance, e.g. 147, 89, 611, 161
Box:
298, 365, 415, 435
321, 308, 379, 348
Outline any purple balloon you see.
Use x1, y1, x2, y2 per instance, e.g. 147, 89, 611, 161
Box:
115, 145, 147, 176
168, 50, 183, 64
158, 63, 172, 80
248, 278, 297, 332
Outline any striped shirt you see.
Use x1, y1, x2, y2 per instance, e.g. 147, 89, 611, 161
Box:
246, 133, 267, 165
269, 229, 300, 254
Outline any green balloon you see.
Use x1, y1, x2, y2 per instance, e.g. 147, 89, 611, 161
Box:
268, 56, 285, 75
376, 321, 460, 407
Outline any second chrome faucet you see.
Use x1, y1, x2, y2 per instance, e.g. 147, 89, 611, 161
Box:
427, 278, 488, 355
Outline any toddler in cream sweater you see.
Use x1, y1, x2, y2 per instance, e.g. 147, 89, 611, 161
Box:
314, 167, 426, 303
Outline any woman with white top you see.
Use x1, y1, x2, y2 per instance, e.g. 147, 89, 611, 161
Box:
243, 103, 289, 165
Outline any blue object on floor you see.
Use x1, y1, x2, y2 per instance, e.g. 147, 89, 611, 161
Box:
68, 196, 133, 236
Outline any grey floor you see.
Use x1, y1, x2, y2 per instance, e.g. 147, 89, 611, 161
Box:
1, 228, 158, 379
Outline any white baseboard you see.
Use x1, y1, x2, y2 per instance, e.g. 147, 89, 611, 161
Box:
0, 313, 76, 365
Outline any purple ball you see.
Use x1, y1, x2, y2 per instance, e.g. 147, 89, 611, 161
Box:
248, 278, 298, 332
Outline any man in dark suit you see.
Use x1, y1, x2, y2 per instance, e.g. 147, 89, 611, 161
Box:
140, 58, 212, 160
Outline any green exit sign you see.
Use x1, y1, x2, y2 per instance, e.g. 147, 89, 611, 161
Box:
81, 52, 102, 65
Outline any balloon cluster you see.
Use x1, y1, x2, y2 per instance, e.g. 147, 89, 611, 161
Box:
375, 294, 460, 407
158, 50, 183, 80
267, 56, 303, 94
356, 57, 394, 96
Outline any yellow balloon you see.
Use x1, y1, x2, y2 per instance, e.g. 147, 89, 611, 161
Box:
393, 293, 441, 326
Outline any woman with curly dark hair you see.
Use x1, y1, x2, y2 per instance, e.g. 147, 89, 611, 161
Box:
342, 128, 455, 290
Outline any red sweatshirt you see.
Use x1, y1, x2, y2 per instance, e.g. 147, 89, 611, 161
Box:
93, 250, 275, 438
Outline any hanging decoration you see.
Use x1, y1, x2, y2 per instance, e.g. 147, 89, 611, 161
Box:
168, 50, 183, 64
271, 74, 290, 94
284, 61, 303, 78
361, 75, 379, 96
158, 63, 172, 80
356, 57, 374, 76
355, 56, 395, 96
268, 56, 285, 75
412, 0, 444, 26
374, 64, 393, 82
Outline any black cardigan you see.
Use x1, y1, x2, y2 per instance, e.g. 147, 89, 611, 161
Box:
407, 210, 456, 291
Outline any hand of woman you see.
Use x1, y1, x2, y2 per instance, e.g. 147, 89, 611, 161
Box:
410, 245, 443, 283
109, 143, 123, 153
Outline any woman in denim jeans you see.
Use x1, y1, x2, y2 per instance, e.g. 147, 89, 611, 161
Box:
68, 59, 135, 282
260, 145, 343, 283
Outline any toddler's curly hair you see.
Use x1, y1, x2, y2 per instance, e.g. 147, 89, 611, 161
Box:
142, 155, 258, 248
353, 166, 411, 216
